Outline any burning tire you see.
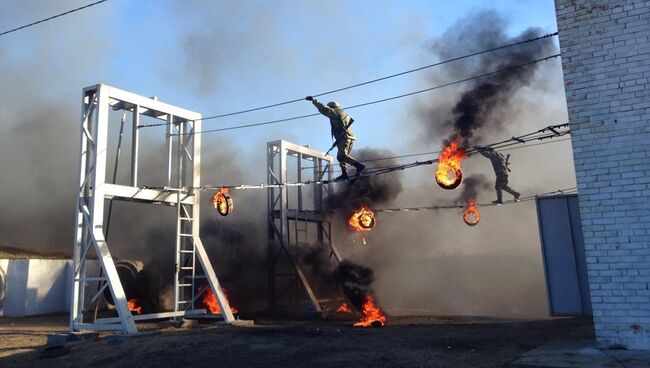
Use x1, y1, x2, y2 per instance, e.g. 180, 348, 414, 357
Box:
463, 199, 480, 226
436, 169, 463, 190
102, 260, 149, 313
213, 189, 234, 216
435, 136, 466, 190
348, 206, 376, 232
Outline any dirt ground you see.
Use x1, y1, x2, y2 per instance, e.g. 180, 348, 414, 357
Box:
0, 314, 594, 368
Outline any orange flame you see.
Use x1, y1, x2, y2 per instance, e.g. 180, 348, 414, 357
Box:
435, 137, 466, 190
212, 188, 233, 216
202, 286, 238, 314
353, 295, 387, 327
127, 298, 142, 315
336, 302, 353, 314
348, 205, 376, 232
463, 198, 480, 226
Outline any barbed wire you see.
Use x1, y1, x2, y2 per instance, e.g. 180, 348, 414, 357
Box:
302, 136, 572, 174
142, 123, 569, 192
374, 186, 578, 213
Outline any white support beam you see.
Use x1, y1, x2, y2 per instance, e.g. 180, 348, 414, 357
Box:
194, 237, 235, 322
96, 309, 208, 324
130, 105, 140, 187
103, 183, 194, 205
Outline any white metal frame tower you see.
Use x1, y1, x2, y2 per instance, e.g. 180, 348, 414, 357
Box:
71, 84, 234, 333
267, 140, 341, 313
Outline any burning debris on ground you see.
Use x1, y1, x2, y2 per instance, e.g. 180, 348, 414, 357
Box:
336, 260, 388, 327
336, 302, 353, 314
127, 299, 143, 315
201, 286, 238, 315
353, 295, 387, 328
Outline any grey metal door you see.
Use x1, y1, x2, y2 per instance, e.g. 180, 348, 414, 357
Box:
536, 194, 592, 316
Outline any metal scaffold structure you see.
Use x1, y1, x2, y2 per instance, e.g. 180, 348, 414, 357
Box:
71, 84, 235, 333
267, 141, 342, 313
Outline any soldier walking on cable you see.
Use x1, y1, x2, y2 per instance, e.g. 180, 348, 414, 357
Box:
306, 96, 365, 181
476, 146, 520, 204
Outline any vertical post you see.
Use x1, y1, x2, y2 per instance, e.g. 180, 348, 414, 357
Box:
191, 118, 201, 252
267, 143, 276, 310
130, 105, 140, 187
314, 158, 324, 243
295, 153, 302, 246
71, 88, 94, 330
279, 142, 288, 248
164, 114, 174, 187
92, 85, 137, 333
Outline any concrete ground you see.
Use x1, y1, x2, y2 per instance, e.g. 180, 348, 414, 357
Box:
513, 339, 650, 368
0, 314, 646, 367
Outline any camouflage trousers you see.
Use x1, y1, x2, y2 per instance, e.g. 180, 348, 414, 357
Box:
336, 137, 361, 171
495, 175, 520, 201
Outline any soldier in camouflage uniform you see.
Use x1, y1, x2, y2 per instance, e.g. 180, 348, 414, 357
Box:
477, 146, 520, 204
306, 96, 365, 180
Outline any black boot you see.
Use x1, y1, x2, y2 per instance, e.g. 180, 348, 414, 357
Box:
354, 162, 366, 176
334, 169, 349, 181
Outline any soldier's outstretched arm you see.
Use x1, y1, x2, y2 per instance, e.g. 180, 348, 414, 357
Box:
307, 97, 336, 118
474, 147, 491, 158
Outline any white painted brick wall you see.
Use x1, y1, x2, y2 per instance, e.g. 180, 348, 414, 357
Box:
555, 0, 650, 350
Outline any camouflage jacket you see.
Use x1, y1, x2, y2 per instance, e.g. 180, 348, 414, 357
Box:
312, 99, 355, 140
478, 149, 509, 177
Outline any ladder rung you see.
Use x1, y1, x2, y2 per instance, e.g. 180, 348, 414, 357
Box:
179, 250, 194, 253
75, 277, 107, 282
177, 283, 193, 287
179, 233, 193, 237
177, 300, 191, 304
180, 267, 194, 270
179, 217, 194, 220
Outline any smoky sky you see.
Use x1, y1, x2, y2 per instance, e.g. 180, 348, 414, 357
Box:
419, 10, 558, 145
457, 174, 492, 203
0, 4, 572, 319
327, 148, 403, 219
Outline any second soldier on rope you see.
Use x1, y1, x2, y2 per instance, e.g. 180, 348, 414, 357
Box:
306, 96, 365, 181
476, 146, 520, 204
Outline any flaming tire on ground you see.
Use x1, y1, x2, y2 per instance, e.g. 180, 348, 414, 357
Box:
353, 295, 387, 328
201, 285, 238, 315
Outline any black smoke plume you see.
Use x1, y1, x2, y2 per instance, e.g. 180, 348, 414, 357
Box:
457, 174, 491, 203
337, 260, 374, 310
326, 148, 403, 219
421, 11, 558, 145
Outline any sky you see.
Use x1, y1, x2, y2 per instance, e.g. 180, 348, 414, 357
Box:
1, 0, 559, 157
0, 0, 576, 317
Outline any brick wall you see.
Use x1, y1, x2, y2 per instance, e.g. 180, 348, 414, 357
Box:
555, 0, 650, 350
